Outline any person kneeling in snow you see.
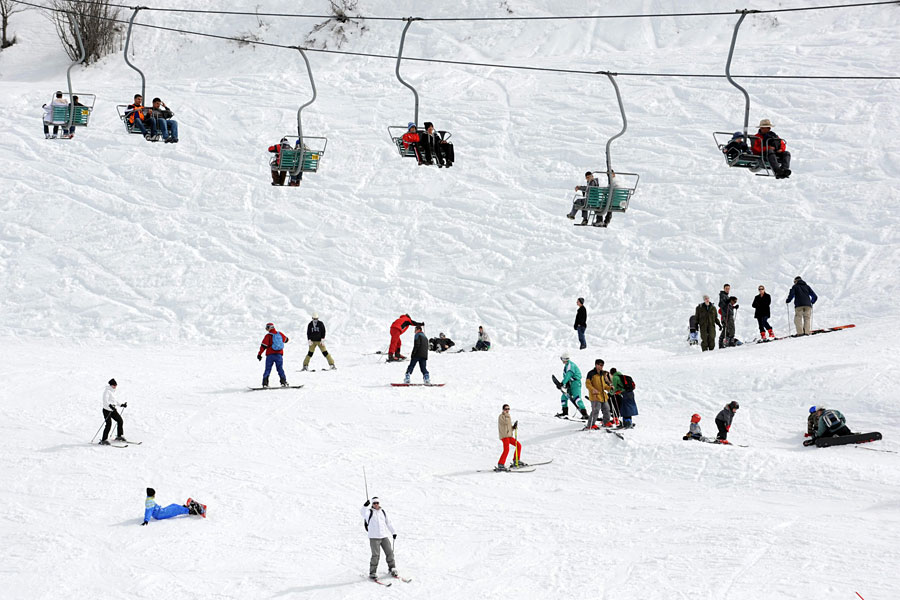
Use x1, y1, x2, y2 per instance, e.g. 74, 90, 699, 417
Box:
142, 488, 205, 525
472, 325, 491, 351
806, 406, 852, 443
715, 401, 740, 443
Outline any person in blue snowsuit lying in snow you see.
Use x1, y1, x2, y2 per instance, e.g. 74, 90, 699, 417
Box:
142, 488, 206, 525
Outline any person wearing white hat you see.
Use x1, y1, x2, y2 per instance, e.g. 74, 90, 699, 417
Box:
302, 312, 336, 371
751, 118, 792, 179
361, 497, 398, 580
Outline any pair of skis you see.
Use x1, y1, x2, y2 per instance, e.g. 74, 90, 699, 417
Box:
755, 324, 855, 344
390, 383, 446, 387
369, 573, 412, 586
477, 459, 554, 474
98, 439, 142, 448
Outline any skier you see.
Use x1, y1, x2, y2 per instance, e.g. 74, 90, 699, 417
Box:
683, 413, 709, 441
361, 497, 398, 580
428, 332, 455, 352
808, 406, 852, 440
721, 296, 740, 347
256, 322, 289, 388
142, 488, 205, 525
609, 368, 638, 429
99, 378, 127, 445
404, 325, 430, 384
388, 314, 423, 361
302, 313, 336, 371
715, 401, 740, 444
574, 297, 587, 350
786, 276, 817, 335
584, 359, 612, 430
750, 118, 791, 179
695, 295, 721, 352
556, 352, 589, 419
496, 404, 524, 470
717, 284, 731, 349
472, 325, 491, 351
752, 285, 774, 340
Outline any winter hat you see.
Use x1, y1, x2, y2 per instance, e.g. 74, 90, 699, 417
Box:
370, 496, 380, 504
577, 297, 584, 305
729, 401, 740, 411
407, 122, 416, 129
691, 413, 701, 423
312, 313, 319, 320
423, 121, 434, 129
731, 131, 743, 139
560, 351, 570, 361
758, 118, 773, 128
108, 378, 117, 386
265, 322, 274, 330
809, 406, 818, 414
146, 487, 155, 497
794, 276, 802, 283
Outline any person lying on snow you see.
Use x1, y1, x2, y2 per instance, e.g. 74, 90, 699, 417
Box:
142, 488, 205, 525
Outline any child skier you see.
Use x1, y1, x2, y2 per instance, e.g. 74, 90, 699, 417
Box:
715, 401, 740, 443
256, 322, 289, 387
556, 352, 589, 419
142, 488, 205, 525
683, 413, 709, 441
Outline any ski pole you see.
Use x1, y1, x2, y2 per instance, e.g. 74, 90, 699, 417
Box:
513, 426, 519, 467
786, 302, 792, 336
364, 467, 369, 500
90, 406, 126, 443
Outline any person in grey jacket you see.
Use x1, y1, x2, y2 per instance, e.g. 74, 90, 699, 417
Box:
150, 97, 179, 143
360, 497, 398, 580
404, 325, 430, 384
715, 401, 739, 443
567, 171, 600, 224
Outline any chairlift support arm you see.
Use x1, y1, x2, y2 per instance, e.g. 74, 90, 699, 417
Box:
602, 72, 627, 179
725, 10, 759, 138
293, 47, 318, 152
65, 12, 86, 130
395, 18, 422, 126
124, 7, 147, 101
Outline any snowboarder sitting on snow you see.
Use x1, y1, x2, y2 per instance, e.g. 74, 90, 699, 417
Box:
404, 325, 430, 384
609, 368, 638, 429
807, 406, 852, 441
497, 404, 525, 470
428, 332, 455, 352
750, 119, 791, 179
722, 131, 750, 163
472, 325, 491, 351
556, 352, 589, 420
683, 413, 710, 441
388, 314, 423, 361
99, 378, 127, 445
361, 497, 398, 580
257, 322, 289, 388
142, 488, 205, 525
715, 401, 740, 443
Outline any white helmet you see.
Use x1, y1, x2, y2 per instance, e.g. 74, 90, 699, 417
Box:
560, 352, 570, 361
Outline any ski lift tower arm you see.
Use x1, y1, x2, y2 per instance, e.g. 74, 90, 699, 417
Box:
65, 12, 86, 131
292, 46, 318, 154
124, 7, 148, 101
395, 17, 423, 126
725, 10, 759, 139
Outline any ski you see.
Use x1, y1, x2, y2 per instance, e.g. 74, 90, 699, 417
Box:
477, 467, 537, 473
854, 446, 896, 454
299, 368, 335, 373
754, 324, 855, 344
364, 575, 392, 586
247, 385, 304, 391
385, 358, 408, 363
556, 415, 588, 422
392, 574, 412, 583
100, 442, 129, 448
814, 431, 882, 448
603, 429, 626, 440
510, 459, 553, 467
390, 383, 445, 387
117, 440, 142, 445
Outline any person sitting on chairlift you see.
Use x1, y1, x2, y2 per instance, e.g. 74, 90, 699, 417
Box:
268, 137, 294, 186
722, 131, 750, 163
750, 119, 791, 179
423, 122, 454, 168
150, 97, 179, 144
401, 123, 431, 166
593, 170, 618, 228
568, 171, 599, 225
126, 94, 160, 141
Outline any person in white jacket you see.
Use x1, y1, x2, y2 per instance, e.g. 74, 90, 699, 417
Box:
42, 91, 69, 138
100, 378, 127, 445
360, 497, 398, 580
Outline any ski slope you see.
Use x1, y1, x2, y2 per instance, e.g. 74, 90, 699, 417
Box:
1, 1, 899, 598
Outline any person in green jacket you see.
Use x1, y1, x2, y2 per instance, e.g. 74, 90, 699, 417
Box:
609, 368, 638, 429
815, 408, 852, 439
694, 295, 722, 352
556, 352, 588, 419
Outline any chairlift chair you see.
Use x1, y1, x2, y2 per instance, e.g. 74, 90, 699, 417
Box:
51, 13, 95, 133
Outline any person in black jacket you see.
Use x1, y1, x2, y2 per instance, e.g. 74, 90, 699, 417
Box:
786, 276, 818, 335
574, 297, 587, 350
715, 401, 739, 443
302, 313, 336, 371
695, 295, 721, 352
721, 296, 739, 347
717, 284, 731, 349
752, 285, 774, 340
150, 97, 178, 143
404, 326, 430, 384
429, 333, 455, 352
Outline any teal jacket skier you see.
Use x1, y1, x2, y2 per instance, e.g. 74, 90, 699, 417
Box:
556, 352, 588, 419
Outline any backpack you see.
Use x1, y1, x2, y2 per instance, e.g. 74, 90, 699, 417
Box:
620, 374, 636, 391
821, 410, 842, 429
270, 332, 284, 351
363, 508, 387, 531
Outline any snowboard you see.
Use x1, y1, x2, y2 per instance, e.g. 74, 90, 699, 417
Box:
813, 432, 882, 448
391, 383, 445, 387
247, 385, 304, 391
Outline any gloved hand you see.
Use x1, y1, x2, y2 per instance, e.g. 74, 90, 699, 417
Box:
364, 500, 370, 507
257, 354, 262, 362
108, 404, 116, 410
726, 425, 731, 431
141, 521, 148, 526
803, 433, 810, 438
121, 402, 127, 408
512, 421, 518, 430
393, 534, 397, 540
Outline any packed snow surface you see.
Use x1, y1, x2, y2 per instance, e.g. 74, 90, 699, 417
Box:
1, 1, 899, 598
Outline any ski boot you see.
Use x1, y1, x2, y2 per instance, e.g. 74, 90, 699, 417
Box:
390, 569, 399, 577
280, 379, 289, 387
424, 376, 431, 385
602, 422, 613, 428
369, 574, 378, 580
301, 366, 308, 372
99, 440, 110, 445
579, 409, 589, 420
262, 377, 269, 388
494, 464, 508, 472
403, 373, 411, 384
329, 364, 337, 370
767, 328, 775, 339
554, 407, 569, 418
510, 461, 529, 468
114, 435, 127, 442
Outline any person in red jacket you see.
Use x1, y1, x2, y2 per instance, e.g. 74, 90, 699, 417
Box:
749, 119, 791, 179
268, 138, 302, 187
388, 314, 423, 362
257, 322, 290, 387
401, 123, 431, 166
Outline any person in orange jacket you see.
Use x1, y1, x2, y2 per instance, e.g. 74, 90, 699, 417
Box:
388, 314, 423, 361
750, 119, 791, 179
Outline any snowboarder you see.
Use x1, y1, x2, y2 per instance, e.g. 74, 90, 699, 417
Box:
574, 297, 587, 350
302, 313, 336, 371
683, 413, 706, 441
808, 406, 852, 440
256, 322, 289, 388
717, 284, 731, 349
567, 171, 599, 224
752, 285, 774, 340
721, 296, 740, 347
497, 404, 524, 470
142, 488, 205, 525
472, 325, 491, 351
99, 378, 127, 445
715, 401, 740, 443
388, 314, 423, 361
584, 359, 612, 430
786, 276, 817, 335
361, 497, 398, 580
609, 368, 638, 429
695, 295, 721, 352
428, 332, 455, 352
750, 118, 791, 179
688, 314, 699, 346
556, 352, 589, 419
404, 325, 430, 384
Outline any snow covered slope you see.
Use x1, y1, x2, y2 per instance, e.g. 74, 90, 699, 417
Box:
1, 1, 899, 598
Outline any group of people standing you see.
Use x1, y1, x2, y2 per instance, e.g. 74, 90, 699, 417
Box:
255, 314, 337, 387
692, 276, 818, 351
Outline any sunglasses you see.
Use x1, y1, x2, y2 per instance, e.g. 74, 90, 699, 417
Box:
503, 407, 510, 411
758, 288, 765, 290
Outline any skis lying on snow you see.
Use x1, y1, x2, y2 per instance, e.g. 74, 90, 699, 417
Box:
247, 385, 305, 391
803, 431, 882, 448
390, 383, 446, 387
756, 324, 855, 344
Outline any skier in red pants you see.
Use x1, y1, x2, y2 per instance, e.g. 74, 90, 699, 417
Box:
496, 404, 525, 471
388, 314, 423, 361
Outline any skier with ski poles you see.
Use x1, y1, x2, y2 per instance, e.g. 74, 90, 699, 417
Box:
98, 378, 128, 445
496, 404, 525, 471
361, 497, 399, 581
556, 352, 589, 420
256, 322, 289, 388
584, 359, 613, 430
